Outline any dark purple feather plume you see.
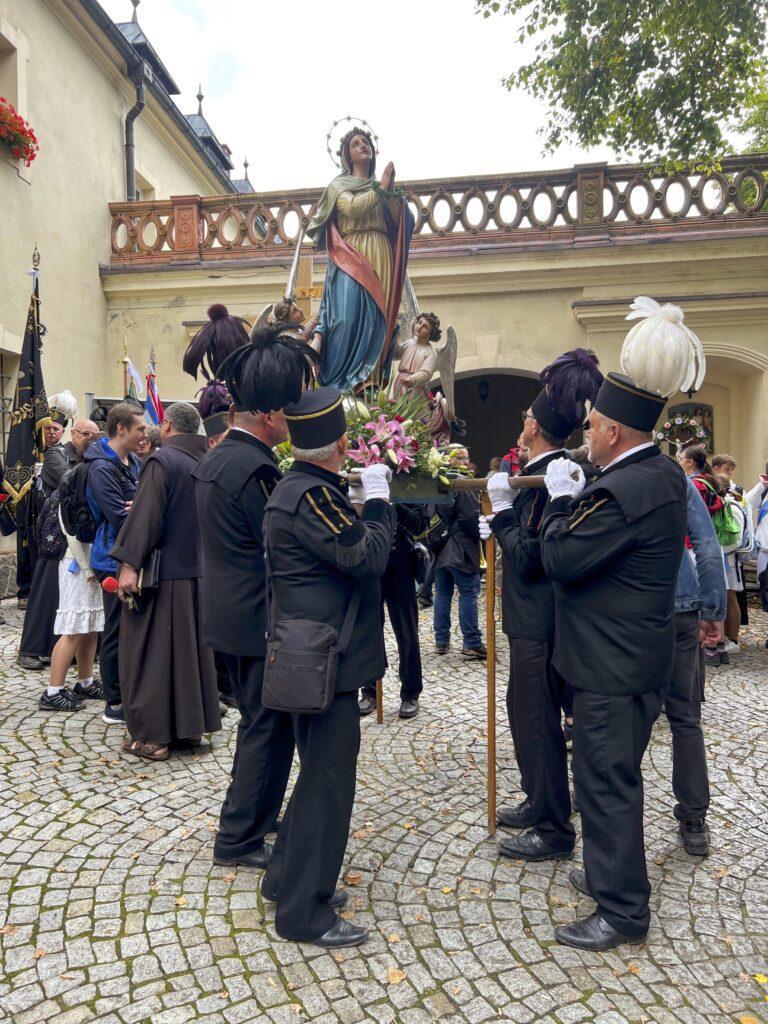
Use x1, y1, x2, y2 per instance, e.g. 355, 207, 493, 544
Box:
540, 348, 603, 422
196, 380, 230, 419
183, 304, 251, 380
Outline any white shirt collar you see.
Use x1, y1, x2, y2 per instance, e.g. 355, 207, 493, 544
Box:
526, 448, 564, 471
601, 441, 656, 473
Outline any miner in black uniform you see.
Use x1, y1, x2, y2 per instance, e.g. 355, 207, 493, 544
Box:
540, 372, 687, 950
481, 350, 603, 860
261, 388, 395, 947
193, 324, 317, 870
359, 502, 426, 720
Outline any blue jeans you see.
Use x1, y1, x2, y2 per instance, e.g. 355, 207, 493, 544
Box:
433, 566, 482, 648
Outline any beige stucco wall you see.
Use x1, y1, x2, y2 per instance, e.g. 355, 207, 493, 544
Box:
0, 0, 228, 417
102, 232, 768, 485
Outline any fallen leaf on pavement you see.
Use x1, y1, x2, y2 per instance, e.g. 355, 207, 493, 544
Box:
352, 828, 371, 840
441, 887, 453, 894
754, 974, 768, 984
0, 925, 18, 936
33, 948, 47, 959
469, 887, 483, 895
387, 968, 406, 985
628, 964, 640, 975
223, 873, 236, 883
388, 933, 400, 943
738, 1015, 760, 1024
710, 866, 729, 879
402, 822, 414, 830
345, 872, 362, 886
217, 991, 229, 999
174, 896, 186, 907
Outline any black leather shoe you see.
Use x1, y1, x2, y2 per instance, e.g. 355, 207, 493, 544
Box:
679, 817, 710, 856
496, 798, 533, 829
17, 655, 44, 670
358, 694, 375, 717
263, 887, 348, 909
498, 829, 573, 862
555, 911, 646, 951
435, 642, 449, 655
213, 843, 272, 870
308, 918, 368, 948
399, 699, 419, 719
568, 868, 592, 898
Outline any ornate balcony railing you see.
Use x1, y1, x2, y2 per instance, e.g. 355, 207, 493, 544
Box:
108, 155, 768, 266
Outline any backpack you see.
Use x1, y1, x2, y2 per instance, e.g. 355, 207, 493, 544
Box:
36, 493, 67, 561
58, 462, 97, 543
416, 503, 453, 553
699, 482, 743, 547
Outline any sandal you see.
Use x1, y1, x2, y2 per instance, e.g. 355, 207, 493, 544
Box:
122, 737, 170, 761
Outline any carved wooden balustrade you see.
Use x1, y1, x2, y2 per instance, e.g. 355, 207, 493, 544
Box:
109, 155, 768, 266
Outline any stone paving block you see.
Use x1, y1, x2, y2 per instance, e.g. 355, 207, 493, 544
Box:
0, 604, 766, 1024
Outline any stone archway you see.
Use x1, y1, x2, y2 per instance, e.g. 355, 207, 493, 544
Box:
450, 369, 540, 474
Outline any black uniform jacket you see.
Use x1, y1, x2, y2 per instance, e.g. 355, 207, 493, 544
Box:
42, 441, 78, 496
540, 446, 687, 696
265, 462, 395, 693
192, 430, 281, 657
491, 449, 564, 642
435, 490, 481, 574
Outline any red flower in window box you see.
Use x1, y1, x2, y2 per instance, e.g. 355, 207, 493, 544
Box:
0, 99, 39, 167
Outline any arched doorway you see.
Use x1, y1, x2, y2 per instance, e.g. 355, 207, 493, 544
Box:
452, 370, 540, 473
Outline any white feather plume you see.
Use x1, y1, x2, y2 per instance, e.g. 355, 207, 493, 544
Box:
620, 296, 705, 398
48, 389, 78, 420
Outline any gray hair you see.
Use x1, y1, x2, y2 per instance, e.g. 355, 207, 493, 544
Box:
165, 402, 201, 435
291, 442, 337, 462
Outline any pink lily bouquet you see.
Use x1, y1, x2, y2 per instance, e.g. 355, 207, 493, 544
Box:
347, 412, 419, 473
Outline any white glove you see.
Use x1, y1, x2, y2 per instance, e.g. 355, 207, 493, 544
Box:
361, 463, 392, 503
486, 472, 515, 514
544, 458, 586, 500
479, 514, 493, 541
347, 480, 364, 505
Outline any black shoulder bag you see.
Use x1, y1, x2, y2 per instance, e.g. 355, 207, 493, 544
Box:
261, 516, 363, 715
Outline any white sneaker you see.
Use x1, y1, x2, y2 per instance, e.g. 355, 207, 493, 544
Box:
723, 640, 740, 654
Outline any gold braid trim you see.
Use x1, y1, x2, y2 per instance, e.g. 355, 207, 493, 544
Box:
306, 491, 340, 534
322, 486, 352, 527
568, 496, 610, 531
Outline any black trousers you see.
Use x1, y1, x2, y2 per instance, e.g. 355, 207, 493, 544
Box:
664, 612, 710, 821
363, 552, 422, 702
99, 584, 123, 706
507, 637, 574, 851
19, 556, 59, 657
214, 650, 234, 699
16, 523, 37, 599
573, 686, 664, 938
561, 681, 574, 718
262, 690, 361, 941
214, 654, 294, 859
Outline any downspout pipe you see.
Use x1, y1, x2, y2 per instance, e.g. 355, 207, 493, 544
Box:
125, 63, 147, 200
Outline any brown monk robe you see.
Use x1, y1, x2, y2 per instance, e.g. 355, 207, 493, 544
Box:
111, 407, 221, 759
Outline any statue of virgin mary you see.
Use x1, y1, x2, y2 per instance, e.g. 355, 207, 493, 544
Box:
306, 128, 414, 391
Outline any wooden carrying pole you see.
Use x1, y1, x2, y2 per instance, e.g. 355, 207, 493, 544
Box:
482, 490, 497, 835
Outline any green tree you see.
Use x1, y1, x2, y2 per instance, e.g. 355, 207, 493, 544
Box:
477, 0, 768, 162
739, 76, 768, 152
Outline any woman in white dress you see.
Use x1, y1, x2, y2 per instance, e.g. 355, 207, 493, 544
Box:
38, 504, 105, 712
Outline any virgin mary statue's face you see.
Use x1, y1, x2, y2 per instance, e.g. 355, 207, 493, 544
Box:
347, 134, 372, 172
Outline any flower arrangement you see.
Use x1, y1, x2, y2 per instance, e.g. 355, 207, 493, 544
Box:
0, 98, 39, 166
345, 389, 471, 485
275, 388, 472, 487
655, 413, 707, 452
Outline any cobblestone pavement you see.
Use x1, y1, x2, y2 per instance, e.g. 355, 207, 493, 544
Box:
1, 594, 767, 1024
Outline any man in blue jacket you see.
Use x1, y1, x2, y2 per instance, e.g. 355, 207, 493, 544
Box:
85, 403, 145, 725
664, 476, 726, 856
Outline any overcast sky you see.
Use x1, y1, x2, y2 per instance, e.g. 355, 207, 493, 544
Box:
100, 0, 612, 191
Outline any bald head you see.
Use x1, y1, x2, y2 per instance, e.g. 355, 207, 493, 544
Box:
71, 418, 100, 454
231, 407, 289, 448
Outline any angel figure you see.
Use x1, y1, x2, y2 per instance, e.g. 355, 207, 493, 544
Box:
251, 298, 317, 345
389, 312, 463, 442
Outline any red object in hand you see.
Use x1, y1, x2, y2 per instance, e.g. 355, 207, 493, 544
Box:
0, 493, 8, 503
101, 576, 120, 594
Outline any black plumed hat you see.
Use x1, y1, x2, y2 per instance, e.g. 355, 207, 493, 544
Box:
183, 304, 251, 381
531, 348, 604, 438
196, 379, 231, 438
218, 323, 319, 414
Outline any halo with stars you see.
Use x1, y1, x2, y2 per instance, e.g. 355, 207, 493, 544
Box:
326, 116, 379, 170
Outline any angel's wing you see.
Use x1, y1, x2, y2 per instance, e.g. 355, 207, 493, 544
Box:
250, 303, 275, 340
433, 325, 458, 414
